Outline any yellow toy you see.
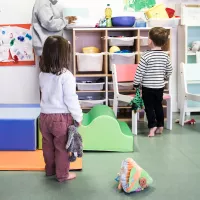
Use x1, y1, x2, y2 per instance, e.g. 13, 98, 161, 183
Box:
109, 46, 120, 53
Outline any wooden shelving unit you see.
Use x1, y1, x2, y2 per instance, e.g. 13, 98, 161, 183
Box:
72, 28, 172, 121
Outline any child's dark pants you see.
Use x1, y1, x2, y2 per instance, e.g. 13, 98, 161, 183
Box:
40, 113, 73, 182
142, 87, 164, 129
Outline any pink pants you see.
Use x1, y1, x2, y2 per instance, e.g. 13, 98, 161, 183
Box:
40, 113, 73, 182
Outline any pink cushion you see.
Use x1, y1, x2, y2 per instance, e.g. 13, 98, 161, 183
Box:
115, 64, 138, 82
163, 94, 171, 100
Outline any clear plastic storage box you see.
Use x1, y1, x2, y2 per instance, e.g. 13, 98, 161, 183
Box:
76, 53, 104, 72
77, 82, 105, 91
108, 37, 135, 46
147, 18, 180, 28
79, 99, 106, 108
109, 53, 135, 71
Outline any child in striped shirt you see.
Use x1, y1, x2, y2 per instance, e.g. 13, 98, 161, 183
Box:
133, 27, 172, 137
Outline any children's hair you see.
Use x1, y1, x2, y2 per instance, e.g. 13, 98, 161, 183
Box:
40, 36, 71, 75
149, 27, 169, 47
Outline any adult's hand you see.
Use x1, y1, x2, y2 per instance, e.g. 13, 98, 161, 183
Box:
66, 16, 77, 24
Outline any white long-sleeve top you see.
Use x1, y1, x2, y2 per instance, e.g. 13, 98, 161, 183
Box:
39, 70, 83, 122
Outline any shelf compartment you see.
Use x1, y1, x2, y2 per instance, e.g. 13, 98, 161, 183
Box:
75, 30, 106, 53
75, 74, 107, 77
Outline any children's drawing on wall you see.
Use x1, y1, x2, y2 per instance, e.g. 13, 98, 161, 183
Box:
0, 26, 34, 62
124, 0, 156, 12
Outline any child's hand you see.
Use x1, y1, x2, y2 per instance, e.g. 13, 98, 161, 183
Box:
77, 121, 82, 127
133, 84, 139, 90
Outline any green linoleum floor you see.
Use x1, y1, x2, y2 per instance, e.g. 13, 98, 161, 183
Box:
0, 115, 200, 200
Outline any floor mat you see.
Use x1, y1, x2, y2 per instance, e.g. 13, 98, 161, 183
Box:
0, 150, 82, 171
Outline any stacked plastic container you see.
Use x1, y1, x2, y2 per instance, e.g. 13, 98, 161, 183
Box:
108, 37, 136, 71
77, 78, 106, 108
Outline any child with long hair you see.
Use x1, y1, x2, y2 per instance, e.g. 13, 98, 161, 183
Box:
39, 36, 82, 182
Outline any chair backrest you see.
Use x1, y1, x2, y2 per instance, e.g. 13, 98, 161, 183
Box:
112, 64, 138, 95
180, 63, 200, 94
112, 64, 138, 82
182, 63, 200, 82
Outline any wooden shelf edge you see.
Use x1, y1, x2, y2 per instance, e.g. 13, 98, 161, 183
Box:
77, 90, 106, 93
75, 74, 107, 77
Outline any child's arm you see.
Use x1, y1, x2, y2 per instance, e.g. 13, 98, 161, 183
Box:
133, 56, 147, 87
63, 72, 83, 123
165, 57, 173, 79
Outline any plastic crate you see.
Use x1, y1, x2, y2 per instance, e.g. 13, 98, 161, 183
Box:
109, 99, 129, 107
76, 53, 104, 72
108, 37, 135, 46
109, 53, 135, 71
108, 82, 133, 91
147, 18, 180, 28
77, 82, 105, 91
79, 99, 106, 108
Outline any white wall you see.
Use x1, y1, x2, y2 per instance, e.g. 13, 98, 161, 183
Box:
0, 0, 182, 110
0, 0, 39, 104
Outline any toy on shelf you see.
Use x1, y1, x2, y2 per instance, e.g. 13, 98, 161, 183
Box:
175, 118, 196, 125
191, 41, 200, 53
109, 46, 120, 53
166, 8, 175, 18
115, 158, 153, 193
82, 46, 100, 53
145, 4, 169, 19
78, 105, 134, 152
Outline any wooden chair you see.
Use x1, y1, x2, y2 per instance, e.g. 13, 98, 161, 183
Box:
179, 63, 200, 126
112, 64, 172, 135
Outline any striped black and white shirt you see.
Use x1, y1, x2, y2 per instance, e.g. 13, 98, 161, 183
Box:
133, 50, 172, 89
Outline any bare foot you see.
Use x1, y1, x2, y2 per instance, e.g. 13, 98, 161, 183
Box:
57, 173, 76, 182
148, 127, 157, 137
155, 127, 164, 134
67, 172, 76, 180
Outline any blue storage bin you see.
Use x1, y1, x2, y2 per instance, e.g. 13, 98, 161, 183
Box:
135, 20, 146, 27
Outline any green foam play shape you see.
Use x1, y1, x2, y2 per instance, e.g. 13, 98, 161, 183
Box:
79, 105, 133, 152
